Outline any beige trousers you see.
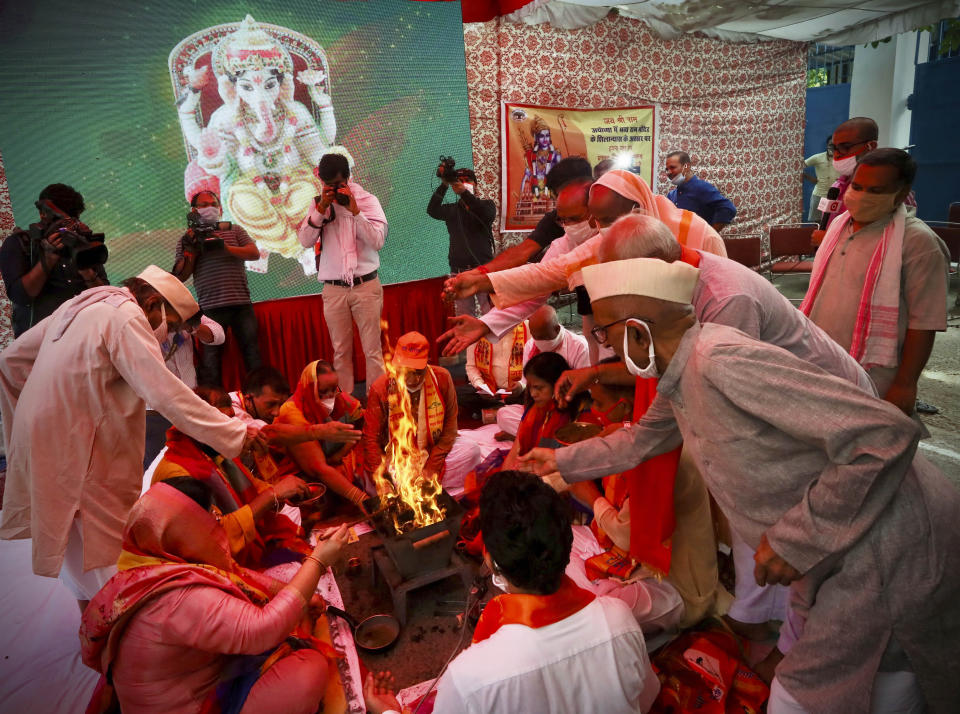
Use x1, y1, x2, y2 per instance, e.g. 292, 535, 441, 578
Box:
322, 277, 385, 395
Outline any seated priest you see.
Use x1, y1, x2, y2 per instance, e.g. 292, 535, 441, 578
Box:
230, 365, 365, 508
520, 257, 960, 714
152, 386, 313, 569
363, 332, 479, 494
363, 470, 660, 714
565, 366, 726, 634
81, 478, 349, 714
464, 322, 527, 401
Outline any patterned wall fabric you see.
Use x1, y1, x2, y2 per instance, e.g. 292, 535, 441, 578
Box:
0, 15, 807, 350
463, 14, 807, 248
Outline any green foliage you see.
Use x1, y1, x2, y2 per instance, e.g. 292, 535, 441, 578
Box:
807, 67, 828, 88
867, 17, 960, 56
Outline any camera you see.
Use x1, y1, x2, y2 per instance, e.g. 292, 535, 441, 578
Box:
327, 182, 352, 207
47, 219, 108, 270
186, 210, 231, 252
437, 155, 458, 182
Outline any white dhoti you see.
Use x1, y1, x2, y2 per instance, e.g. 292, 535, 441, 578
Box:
441, 436, 483, 497
566, 525, 684, 636
495, 404, 523, 437
769, 671, 923, 714
58, 516, 116, 600
727, 530, 789, 624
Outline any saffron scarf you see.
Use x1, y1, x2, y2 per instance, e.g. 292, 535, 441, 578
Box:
473, 323, 527, 392
387, 365, 444, 450
800, 205, 906, 369
472, 575, 595, 643
515, 402, 571, 456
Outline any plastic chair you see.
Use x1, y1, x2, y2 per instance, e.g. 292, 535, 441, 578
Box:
769, 223, 818, 275
721, 234, 764, 272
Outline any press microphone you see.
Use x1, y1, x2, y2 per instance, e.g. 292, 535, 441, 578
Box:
817, 186, 840, 230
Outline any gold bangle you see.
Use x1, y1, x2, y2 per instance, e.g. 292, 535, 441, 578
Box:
305, 554, 327, 570
593, 367, 601, 384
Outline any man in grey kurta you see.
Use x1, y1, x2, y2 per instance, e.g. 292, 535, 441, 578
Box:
524, 256, 960, 713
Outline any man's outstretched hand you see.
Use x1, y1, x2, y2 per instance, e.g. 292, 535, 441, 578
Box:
437, 315, 491, 356
441, 270, 491, 303
517, 447, 559, 477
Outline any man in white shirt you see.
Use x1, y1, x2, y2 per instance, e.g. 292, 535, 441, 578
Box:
363, 470, 659, 714
298, 152, 388, 395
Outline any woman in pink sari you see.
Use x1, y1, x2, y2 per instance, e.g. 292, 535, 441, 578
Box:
80, 478, 348, 714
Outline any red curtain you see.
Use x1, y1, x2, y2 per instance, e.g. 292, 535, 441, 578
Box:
460, 0, 536, 23
219, 276, 451, 391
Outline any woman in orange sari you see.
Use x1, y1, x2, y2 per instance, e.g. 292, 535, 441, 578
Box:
80, 478, 348, 714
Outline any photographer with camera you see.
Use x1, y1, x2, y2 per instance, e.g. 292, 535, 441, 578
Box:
173, 190, 262, 386
297, 152, 388, 397
428, 157, 496, 317
0, 184, 108, 338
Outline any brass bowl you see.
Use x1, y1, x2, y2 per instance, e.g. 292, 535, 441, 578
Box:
554, 421, 603, 445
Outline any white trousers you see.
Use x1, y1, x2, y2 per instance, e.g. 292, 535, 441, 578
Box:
58, 516, 116, 600
769, 672, 924, 714
495, 404, 523, 436
727, 530, 790, 624
441, 436, 483, 497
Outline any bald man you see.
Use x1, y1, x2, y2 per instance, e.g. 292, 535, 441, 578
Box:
521, 257, 960, 714
524, 305, 590, 372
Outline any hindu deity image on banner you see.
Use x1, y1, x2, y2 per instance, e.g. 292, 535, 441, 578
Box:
170, 15, 340, 275
501, 102, 658, 232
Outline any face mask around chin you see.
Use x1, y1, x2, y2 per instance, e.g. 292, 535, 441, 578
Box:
622, 318, 658, 379
843, 187, 898, 224
320, 397, 336, 411
461, 183, 475, 194
669, 172, 687, 186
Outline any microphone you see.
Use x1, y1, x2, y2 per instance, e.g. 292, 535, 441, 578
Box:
817, 186, 840, 231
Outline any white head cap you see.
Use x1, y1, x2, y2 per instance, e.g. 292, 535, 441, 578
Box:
582, 258, 699, 305
136, 265, 199, 320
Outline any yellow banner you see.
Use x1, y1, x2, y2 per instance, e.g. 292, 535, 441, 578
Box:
500, 102, 657, 231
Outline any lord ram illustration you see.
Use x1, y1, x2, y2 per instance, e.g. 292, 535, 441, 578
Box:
170, 15, 342, 274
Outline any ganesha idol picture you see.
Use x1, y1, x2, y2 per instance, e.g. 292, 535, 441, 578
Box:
170, 15, 341, 276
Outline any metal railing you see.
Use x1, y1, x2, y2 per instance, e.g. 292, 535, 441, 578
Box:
807, 43, 854, 87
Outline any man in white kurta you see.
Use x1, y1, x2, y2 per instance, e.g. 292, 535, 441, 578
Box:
523, 258, 960, 714
0, 266, 250, 599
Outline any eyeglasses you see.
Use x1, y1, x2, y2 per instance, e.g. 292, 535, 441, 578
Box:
590, 316, 655, 346
827, 140, 869, 156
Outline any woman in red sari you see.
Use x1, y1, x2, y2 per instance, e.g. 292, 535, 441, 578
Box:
502, 352, 585, 470
80, 478, 349, 714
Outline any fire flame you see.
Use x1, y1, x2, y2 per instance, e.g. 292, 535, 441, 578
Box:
371, 323, 447, 534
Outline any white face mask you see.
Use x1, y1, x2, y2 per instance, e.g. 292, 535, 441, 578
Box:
669, 172, 687, 186
563, 219, 596, 246
832, 155, 859, 177
153, 304, 169, 346
843, 187, 898, 224
196, 206, 221, 223
534, 330, 564, 353
622, 318, 658, 379
490, 561, 509, 592
320, 397, 336, 411
461, 182, 475, 194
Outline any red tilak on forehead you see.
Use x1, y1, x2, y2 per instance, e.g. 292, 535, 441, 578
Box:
253, 76, 263, 85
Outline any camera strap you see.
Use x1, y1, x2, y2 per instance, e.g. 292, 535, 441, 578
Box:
314, 205, 337, 271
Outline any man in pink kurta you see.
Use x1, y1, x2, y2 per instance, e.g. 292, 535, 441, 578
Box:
0, 266, 250, 599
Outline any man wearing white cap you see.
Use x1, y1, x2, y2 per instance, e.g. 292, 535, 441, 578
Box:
0, 265, 255, 609
520, 257, 960, 714
439, 170, 725, 357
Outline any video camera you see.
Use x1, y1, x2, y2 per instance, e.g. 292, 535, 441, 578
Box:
326, 182, 352, 207
186, 210, 231, 252
48, 220, 109, 270
437, 155, 459, 183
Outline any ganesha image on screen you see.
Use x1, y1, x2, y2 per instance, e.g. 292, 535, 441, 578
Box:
170, 15, 338, 273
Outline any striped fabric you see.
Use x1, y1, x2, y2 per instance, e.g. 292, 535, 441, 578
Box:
175, 226, 254, 309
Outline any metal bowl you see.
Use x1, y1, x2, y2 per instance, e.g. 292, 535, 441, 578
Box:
291, 482, 327, 507
554, 421, 603, 445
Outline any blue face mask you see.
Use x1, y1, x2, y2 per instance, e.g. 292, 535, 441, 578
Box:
669, 172, 687, 186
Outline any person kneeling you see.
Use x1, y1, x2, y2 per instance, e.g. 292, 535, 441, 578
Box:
81, 478, 349, 714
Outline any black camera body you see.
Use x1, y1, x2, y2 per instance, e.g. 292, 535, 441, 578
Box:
186, 210, 230, 252
47, 220, 108, 271
437, 155, 458, 182
327, 182, 352, 207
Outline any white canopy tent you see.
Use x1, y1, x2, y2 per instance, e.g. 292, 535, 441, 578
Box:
498, 0, 960, 45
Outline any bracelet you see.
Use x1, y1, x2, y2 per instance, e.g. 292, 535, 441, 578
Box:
592, 366, 601, 384
305, 554, 327, 570
270, 487, 281, 513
